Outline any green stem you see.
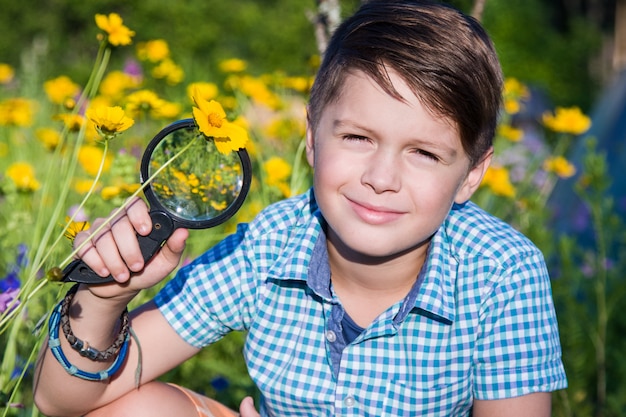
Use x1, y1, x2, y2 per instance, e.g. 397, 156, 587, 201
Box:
60, 134, 200, 267
0, 44, 114, 333
590, 202, 608, 417
42, 139, 110, 271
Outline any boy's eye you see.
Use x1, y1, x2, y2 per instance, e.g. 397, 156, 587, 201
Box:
415, 149, 439, 162
343, 134, 369, 142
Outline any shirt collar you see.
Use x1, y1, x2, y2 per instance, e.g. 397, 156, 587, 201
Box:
267, 192, 458, 324
407, 226, 457, 324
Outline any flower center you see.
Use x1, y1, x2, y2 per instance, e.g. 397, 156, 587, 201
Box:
208, 112, 223, 128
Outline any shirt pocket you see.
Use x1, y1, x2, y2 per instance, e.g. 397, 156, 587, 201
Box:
381, 379, 472, 417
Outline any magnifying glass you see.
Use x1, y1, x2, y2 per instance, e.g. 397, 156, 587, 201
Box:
61, 118, 252, 284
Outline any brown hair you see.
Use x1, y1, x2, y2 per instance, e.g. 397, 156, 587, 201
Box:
307, 0, 503, 167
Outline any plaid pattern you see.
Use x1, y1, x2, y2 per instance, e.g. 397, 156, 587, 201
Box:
155, 189, 567, 416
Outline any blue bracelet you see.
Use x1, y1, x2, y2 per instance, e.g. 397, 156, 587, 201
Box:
48, 299, 130, 381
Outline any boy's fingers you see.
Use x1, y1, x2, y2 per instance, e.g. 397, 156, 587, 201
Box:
125, 197, 152, 236
238, 397, 260, 417
73, 228, 110, 278
109, 213, 144, 277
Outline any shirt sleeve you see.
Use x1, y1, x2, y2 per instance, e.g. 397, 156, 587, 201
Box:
472, 250, 568, 399
154, 222, 258, 348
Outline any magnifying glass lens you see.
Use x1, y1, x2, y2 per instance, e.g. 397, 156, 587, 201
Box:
148, 128, 245, 223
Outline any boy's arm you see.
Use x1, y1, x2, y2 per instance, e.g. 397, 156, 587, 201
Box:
473, 392, 552, 417
33, 197, 197, 416
34, 296, 200, 416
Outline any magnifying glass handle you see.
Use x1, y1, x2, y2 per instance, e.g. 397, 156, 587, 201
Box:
61, 210, 175, 285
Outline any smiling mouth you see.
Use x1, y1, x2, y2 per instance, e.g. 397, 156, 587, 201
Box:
346, 197, 404, 225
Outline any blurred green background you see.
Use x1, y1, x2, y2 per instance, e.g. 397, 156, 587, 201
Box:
2, 1, 624, 415
0, 0, 616, 109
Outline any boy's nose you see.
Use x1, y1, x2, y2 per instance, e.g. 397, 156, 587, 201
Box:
360, 149, 401, 193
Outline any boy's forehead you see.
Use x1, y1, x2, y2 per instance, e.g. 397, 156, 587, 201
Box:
330, 69, 459, 132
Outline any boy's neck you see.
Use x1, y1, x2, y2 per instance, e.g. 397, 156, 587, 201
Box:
326, 230, 429, 328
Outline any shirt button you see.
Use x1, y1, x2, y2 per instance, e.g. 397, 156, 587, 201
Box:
343, 396, 356, 407
325, 330, 337, 343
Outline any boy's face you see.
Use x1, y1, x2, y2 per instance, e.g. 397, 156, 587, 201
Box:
306, 69, 491, 260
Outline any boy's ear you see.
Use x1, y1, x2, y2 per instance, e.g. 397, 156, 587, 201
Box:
454, 148, 493, 204
305, 124, 315, 168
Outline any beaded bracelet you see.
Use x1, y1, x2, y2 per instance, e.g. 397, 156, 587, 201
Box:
47, 288, 130, 381
59, 284, 130, 361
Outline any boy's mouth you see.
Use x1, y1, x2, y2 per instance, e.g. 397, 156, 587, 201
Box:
345, 197, 405, 225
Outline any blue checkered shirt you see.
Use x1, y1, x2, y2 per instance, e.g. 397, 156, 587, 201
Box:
155, 189, 567, 416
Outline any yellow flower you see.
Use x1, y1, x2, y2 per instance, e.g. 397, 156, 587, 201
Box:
219, 96, 238, 112
63, 217, 90, 242
219, 58, 248, 73
95, 13, 135, 46
187, 82, 219, 103
0, 98, 35, 126
192, 96, 249, 155
263, 156, 292, 185
153, 101, 182, 119
36, 127, 62, 151
99, 71, 140, 98
6, 162, 41, 192
54, 113, 85, 132
502, 78, 529, 115
542, 106, 591, 135
125, 89, 167, 119
73, 178, 98, 194
503, 98, 521, 115
497, 124, 523, 142
236, 75, 281, 109
152, 59, 184, 85
78, 145, 112, 176
44, 75, 80, 105
282, 76, 312, 94
137, 39, 170, 62
503, 78, 529, 100
101, 185, 122, 200
481, 166, 516, 198
543, 156, 576, 178
101, 183, 140, 200
85, 105, 134, 139
0, 63, 14, 84
263, 156, 292, 197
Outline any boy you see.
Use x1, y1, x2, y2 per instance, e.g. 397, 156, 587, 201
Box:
34, 1, 567, 416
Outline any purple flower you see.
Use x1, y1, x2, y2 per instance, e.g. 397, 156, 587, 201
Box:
124, 58, 144, 83
0, 287, 20, 314
0, 244, 26, 313
67, 204, 89, 222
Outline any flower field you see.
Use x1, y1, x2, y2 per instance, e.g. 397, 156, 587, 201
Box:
1, 12, 625, 417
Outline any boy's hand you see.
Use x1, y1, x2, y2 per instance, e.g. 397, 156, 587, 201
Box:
72, 197, 189, 299
239, 397, 260, 417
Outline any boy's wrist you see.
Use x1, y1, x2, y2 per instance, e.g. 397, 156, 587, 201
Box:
67, 285, 136, 348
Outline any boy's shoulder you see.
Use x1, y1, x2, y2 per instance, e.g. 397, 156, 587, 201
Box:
246, 189, 320, 235
444, 201, 541, 261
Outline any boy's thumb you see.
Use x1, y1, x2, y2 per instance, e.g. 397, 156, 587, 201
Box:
239, 396, 260, 417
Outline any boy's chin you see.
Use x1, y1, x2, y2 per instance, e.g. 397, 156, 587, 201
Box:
328, 232, 430, 264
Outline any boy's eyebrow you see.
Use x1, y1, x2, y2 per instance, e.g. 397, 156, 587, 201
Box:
332, 118, 459, 158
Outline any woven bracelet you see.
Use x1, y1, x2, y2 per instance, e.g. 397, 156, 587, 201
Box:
48, 299, 130, 381
59, 284, 130, 362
